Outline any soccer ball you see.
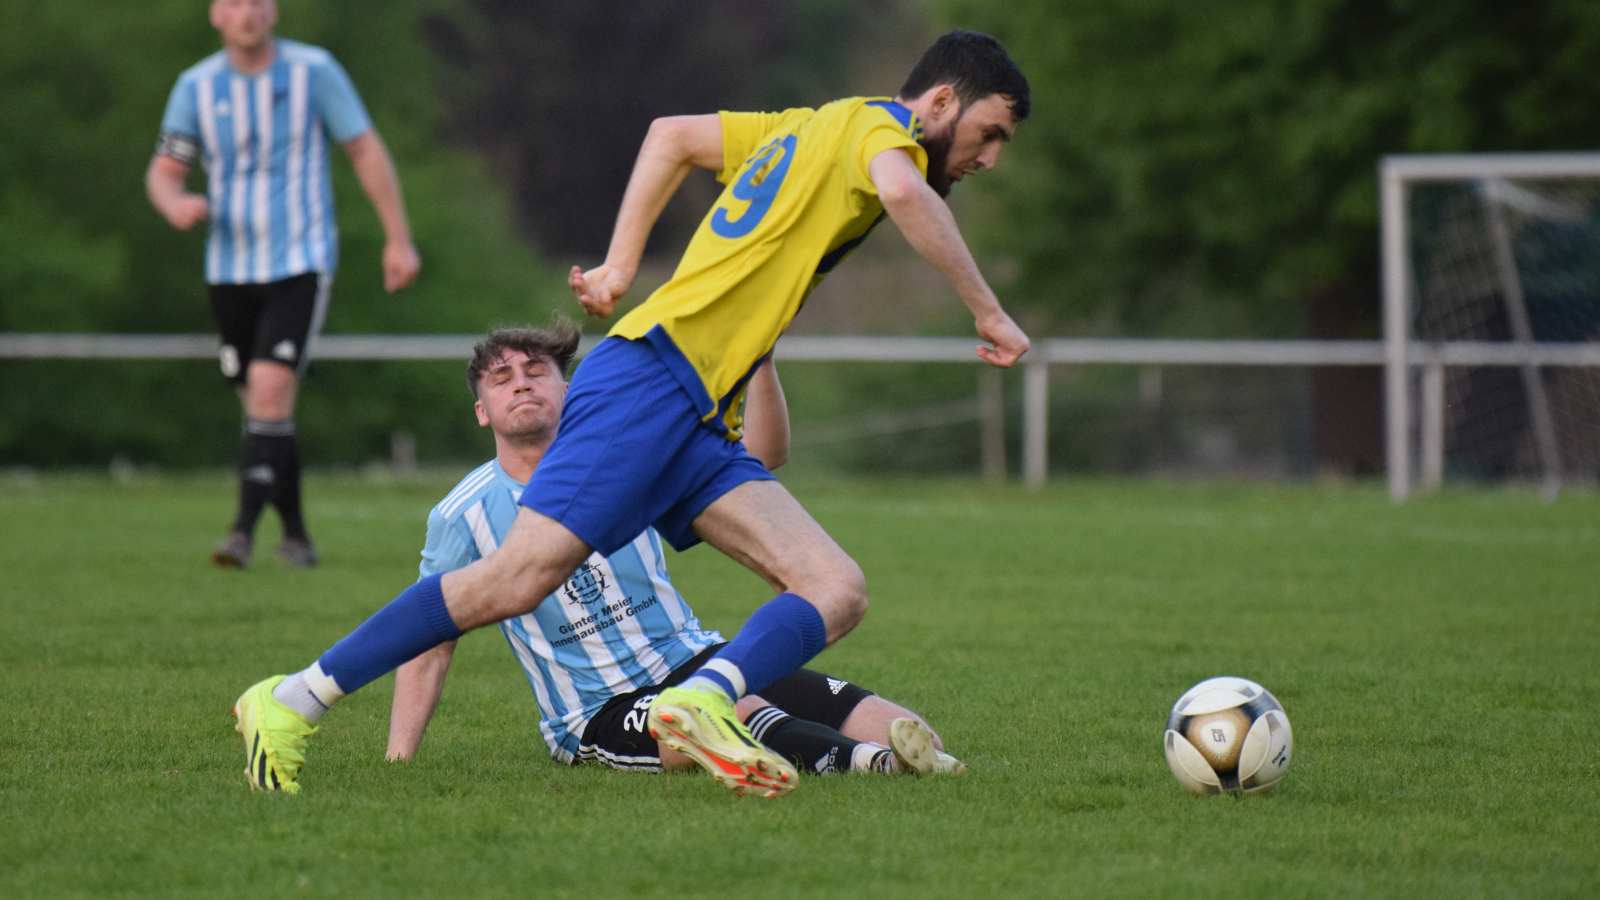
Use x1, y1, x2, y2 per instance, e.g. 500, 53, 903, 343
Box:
1163, 676, 1292, 795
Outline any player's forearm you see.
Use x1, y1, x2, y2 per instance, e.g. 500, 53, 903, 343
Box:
386, 639, 456, 761
601, 119, 702, 277
883, 183, 1005, 323
144, 158, 199, 226
741, 359, 790, 470
347, 131, 414, 247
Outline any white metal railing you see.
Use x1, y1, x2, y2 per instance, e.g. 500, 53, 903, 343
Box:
6, 332, 1597, 490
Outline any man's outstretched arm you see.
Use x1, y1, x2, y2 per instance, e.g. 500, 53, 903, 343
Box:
569, 114, 725, 317
869, 147, 1030, 367
386, 639, 457, 761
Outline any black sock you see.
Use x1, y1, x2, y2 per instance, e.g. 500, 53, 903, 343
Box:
745, 706, 891, 775
247, 418, 308, 541
231, 424, 276, 536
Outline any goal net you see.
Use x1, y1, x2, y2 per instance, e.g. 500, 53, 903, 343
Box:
1382, 154, 1600, 498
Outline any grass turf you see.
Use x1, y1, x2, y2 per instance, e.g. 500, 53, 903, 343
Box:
2, 471, 1597, 898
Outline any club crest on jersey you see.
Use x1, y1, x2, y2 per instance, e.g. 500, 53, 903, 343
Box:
561, 561, 610, 606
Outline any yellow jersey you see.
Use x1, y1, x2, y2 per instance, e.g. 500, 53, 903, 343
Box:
610, 97, 928, 438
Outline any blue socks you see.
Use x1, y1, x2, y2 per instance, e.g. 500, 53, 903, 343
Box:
287, 583, 824, 717
313, 574, 462, 699
688, 592, 827, 701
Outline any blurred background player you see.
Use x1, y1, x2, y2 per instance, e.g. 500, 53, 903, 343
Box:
233, 29, 1027, 797
145, 0, 421, 569
384, 324, 965, 792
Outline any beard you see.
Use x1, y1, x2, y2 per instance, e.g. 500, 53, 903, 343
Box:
920, 128, 955, 197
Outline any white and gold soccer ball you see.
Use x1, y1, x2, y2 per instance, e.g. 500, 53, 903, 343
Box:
1163, 676, 1292, 795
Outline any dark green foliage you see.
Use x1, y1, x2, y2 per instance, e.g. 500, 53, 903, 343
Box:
0, 0, 563, 467
421, 0, 915, 255
937, 0, 1600, 336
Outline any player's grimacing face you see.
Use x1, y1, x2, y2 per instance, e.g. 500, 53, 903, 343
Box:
211, 0, 277, 51
473, 350, 565, 443
922, 92, 1018, 195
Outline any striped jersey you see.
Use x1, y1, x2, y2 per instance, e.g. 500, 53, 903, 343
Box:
611, 97, 928, 439
157, 39, 372, 284
420, 459, 723, 762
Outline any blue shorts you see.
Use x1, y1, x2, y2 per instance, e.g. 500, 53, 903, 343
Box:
520, 337, 776, 554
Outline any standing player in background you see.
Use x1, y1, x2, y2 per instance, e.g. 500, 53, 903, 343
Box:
146, 0, 421, 569
234, 30, 1027, 797
384, 324, 964, 793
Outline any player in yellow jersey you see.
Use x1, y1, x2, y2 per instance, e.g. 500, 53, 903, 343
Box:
231, 30, 1029, 799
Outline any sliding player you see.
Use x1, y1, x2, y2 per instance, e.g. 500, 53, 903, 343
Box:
384, 324, 964, 793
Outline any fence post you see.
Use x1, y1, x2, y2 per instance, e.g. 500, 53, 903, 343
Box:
979, 367, 1006, 481
1023, 356, 1049, 490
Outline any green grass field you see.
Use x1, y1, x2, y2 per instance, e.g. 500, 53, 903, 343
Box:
3, 471, 1597, 898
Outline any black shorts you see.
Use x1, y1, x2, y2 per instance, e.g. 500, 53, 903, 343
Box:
207, 273, 329, 384
574, 643, 876, 771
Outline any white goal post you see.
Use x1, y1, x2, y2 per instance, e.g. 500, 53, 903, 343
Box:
1381, 152, 1600, 500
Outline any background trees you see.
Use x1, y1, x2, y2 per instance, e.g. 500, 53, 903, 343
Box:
6, 0, 1599, 469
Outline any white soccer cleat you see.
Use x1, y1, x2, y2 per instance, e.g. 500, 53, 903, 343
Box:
888, 717, 968, 776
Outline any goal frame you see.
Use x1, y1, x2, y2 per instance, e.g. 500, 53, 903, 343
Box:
1380, 152, 1600, 500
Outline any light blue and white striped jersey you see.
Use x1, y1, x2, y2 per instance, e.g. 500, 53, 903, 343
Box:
420, 459, 724, 762
158, 39, 372, 284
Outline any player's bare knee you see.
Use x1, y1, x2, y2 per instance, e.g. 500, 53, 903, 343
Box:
245, 361, 296, 399
837, 556, 869, 623
811, 556, 868, 639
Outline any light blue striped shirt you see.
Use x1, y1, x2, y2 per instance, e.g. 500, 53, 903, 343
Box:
421, 460, 724, 762
158, 39, 371, 284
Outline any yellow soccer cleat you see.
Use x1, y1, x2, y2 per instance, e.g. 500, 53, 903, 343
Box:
232, 675, 317, 794
648, 685, 798, 798
888, 717, 968, 776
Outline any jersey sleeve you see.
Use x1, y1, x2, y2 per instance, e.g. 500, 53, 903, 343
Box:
159, 77, 199, 137
312, 56, 373, 143
418, 506, 477, 580
156, 76, 203, 165
850, 109, 929, 197
716, 108, 810, 185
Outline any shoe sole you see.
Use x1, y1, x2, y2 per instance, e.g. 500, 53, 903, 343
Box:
889, 718, 968, 776
211, 551, 248, 569
889, 717, 938, 775
648, 701, 797, 798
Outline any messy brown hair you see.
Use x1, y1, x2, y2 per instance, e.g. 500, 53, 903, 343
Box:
465, 318, 582, 398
